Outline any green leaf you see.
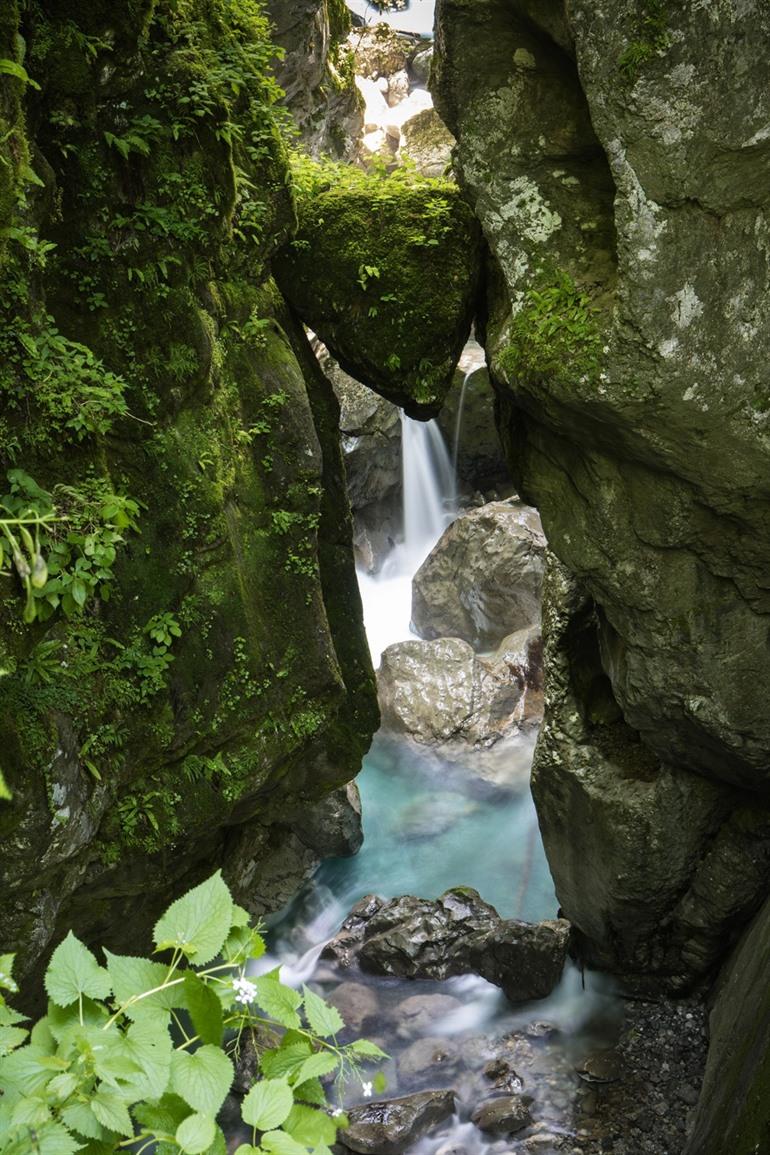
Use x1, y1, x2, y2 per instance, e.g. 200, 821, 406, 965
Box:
61, 1100, 108, 1140
184, 972, 223, 1046
0, 1044, 53, 1102
293, 1077, 327, 1107
254, 973, 302, 1030
21, 1121, 81, 1155
11, 1094, 51, 1126
176, 1112, 217, 1154
284, 1102, 337, 1147
0, 1025, 28, 1054
346, 1039, 389, 1060
121, 1016, 173, 1100
44, 932, 111, 1007
104, 950, 184, 1018
234, 1147, 261, 1155
47, 1071, 79, 1100
132, 1091, 190, 1136
302, 986, 343, 1039
260, 1042, 311, 1079
292, 1051, 339, 1086
0, 58, 41, 89
153, 871, 233, 964
91, 1086, 134, 1136
0, 953, 18, 992
241, 1076, 293, 1131
170, 1044, 233, 1115
261, 1130, 311, 1155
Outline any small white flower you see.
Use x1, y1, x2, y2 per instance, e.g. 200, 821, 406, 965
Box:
331, 1108, 344, 1118
602, 345, 610, 354
362, 1082, 373, 1098
232, 975, 257, 1005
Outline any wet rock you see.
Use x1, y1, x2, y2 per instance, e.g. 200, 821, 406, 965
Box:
289, 782, 364, 858
575, 1050, 622, 1085
325, 888, 570, 1004
326, 981, 380, 1032
322, 894, 387, 968
409, 45, 433, 85
398, 1036, 461, 1083
471, 1095, 532, 1135
436, 361, 508, 492
342, 1089, 456, 1155
411, 501, 546, 651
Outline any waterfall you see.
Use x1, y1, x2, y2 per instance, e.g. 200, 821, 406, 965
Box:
452, 369, 472, 481
401, 412, 455, 569
357, 413, 455, 666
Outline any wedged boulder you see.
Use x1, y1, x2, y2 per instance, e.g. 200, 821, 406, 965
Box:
399, 107, 455, 178
377, 631, 543, 755
275, 160, 481, 417
411, 501, 546, 651
323, 889, 570, 1004
342, 1090, 456, 1155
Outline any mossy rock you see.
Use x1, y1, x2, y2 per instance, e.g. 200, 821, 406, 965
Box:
274, 157, 482, 417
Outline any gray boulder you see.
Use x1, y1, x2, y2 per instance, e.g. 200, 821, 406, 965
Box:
399, 107, 455, 178
411, 501, 546, 651
342, 1090, 456, 1155
471, 1096, 532, 1135
323, 889, 570, 1004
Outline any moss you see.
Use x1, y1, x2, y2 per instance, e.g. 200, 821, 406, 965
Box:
618, 0, 671, 77
274, 156, 481, 417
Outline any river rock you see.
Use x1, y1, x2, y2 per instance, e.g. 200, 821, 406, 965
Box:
471, 1096, 532, 1135
397, 994, 463, 1035
397, 1036, 461, 1083
326, 981, 380, 1031
325, 888, 570, 1004
411, 501, 546, 651
400, 107, 455, 178
343, 1090, 456, 1155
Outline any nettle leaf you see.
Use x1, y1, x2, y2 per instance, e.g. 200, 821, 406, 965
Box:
0, 952, 19, 993
170, 1044, 234, 1115
47, 998, 108, 1044
121, 1016, 173, 1100
133, 1091, 190, 1136
293, 1077, 327, 1107
183, 972, 223, 1046
62, 1099, 109, 1140
0, 1025, 29, 1054
46, 1071, 79, 1101
347, 1039, 389, 1060
176, 1111, 216, 1154
0, 1043, 53, 1102
44, 933, 111, 1008
241, 1076, 293, 1131
292, 1051, 339, 1086
260, 1042, 311, 1079
302, 986, 344, 1039
284, 1102, 337, 1147
153, 871, 233, 964
91, 1086, 134, 1136
104, 950, 185, 1019
261, 1130, 311, 1155
254, 973, 302, 1030
11, 1094, 52, 1127
23, 1121, 82, 1155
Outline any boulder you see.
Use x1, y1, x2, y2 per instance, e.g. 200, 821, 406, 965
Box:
399, 107, 455, 178
397, 1036, 461, 1084
411, 501, 546, 651
326, 981, 380, 1032
324, 888, 570, 1004
397, 994, 463, 1036
343, 1090, 456, 1155
349, 25, 415, 79
376, 631, 543, 784
386, 69, 411, 107
471, 1096, 532, 1135
409, 45, 433, 86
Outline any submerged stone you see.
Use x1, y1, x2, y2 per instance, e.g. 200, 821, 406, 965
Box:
342, 1089, 456, 1155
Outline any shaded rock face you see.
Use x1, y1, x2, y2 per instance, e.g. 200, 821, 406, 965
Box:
322, 889, 571, 1004
437, 360, 510, 493
433, 0, 770, 993
412, 501, 545, 651
532, 556, 770, 993
0, 2, 378, 982
342, 1089, 456, 1155
268, 0, 362, 158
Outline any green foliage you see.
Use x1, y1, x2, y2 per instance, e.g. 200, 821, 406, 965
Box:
0, 874, 385, 1154
498, 268, 604, 387
618, 0, 670, 76
0, 470, 140, 623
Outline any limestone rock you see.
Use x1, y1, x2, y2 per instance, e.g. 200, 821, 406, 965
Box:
324, 888, 570, 1004
471, 1096, 532, 1135
437, 362, 509, 492
400, 107, 455, 178
349, 25, 415, 80
409, 45, 433, 86
342, 1090, 456, 1155
411, 501, 546, 651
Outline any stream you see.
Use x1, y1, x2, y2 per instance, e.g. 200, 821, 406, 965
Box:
247, 390, 624, 1154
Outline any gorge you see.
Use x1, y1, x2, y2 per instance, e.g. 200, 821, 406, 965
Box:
0, 1, 769, 1153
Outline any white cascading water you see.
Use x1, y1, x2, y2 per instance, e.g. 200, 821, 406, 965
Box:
358, 413, 455, 665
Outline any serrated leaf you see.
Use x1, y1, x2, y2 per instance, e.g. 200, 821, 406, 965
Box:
62, 1100, 108, 1140
11, 1094, 51, 1126
47, 998, 108, 1043
261, 1130, 311, 1155
91, 1086, 134, 1136
347, 1039, 389, 1060
292, 1051, 339, 1086
176, 1111, 216, 1154
153, 871, 233, 964
47, 1071, 79, 1100
254, 974, 302, 1030
233, 1147, 261, 1155
260, 1042, 311, 1079
44, 932, 111, 1007
0, 1025, 28, 1054
132, 1091, 190, 1135
184, 972, 223, 1046
241, 1076, 293, 1130
104, 950, 185, 1018
170, 1044, 233, 1115
0, 1044, 52, 1103
293, 1077, 326, 1107
0, 1003, 27, 1027
121, 1016, 173, 1100
0, 952, 18, 992
230, 904, 250, 927
302, 986, 343, 1039
22, 1121, 82, 1155
284, 1102, 337, 1147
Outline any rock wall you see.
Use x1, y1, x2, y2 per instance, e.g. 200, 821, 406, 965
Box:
0, 1, 378, 982
433, 0, 770, 994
